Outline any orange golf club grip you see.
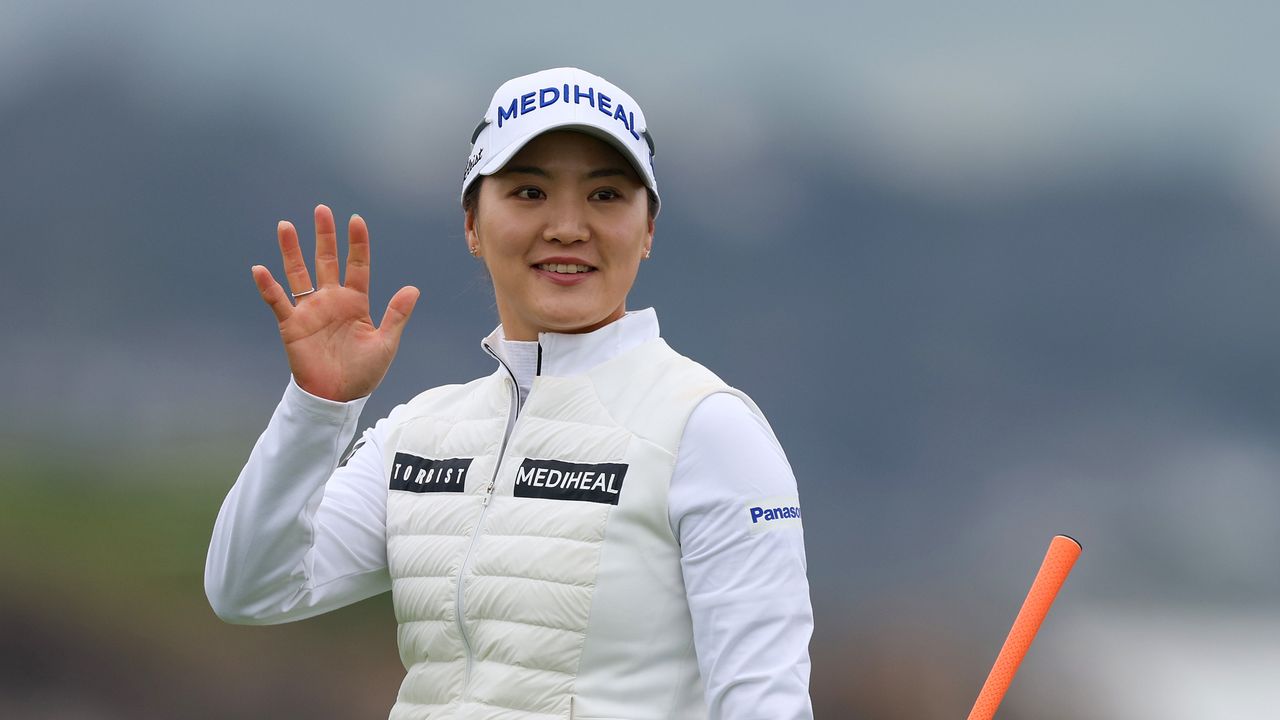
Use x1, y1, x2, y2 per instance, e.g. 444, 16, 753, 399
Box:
967, 534, 1082, 720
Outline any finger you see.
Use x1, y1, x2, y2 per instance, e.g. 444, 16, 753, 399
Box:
345, 213, 370, 293
277, 220, 314, 295
252, 265, 293, 323
314, 204, 340, 287
378, 286, 420, 342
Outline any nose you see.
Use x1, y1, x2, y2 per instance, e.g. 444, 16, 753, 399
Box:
542, 197, 589, 245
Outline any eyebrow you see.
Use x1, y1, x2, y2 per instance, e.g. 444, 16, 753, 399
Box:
503, 165, 549, 177
586, 168, 630, 179
502, 165, 633, 180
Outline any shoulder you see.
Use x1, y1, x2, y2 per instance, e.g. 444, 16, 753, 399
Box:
659, 342, 781, 456
680, 392, 790, 490
586, 339, 752, 451
686, 392, 774, 437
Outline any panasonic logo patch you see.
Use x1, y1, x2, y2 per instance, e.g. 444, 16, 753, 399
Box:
514, 458, 628, 505
745, 496, 803, 534
389, 453, 472, 493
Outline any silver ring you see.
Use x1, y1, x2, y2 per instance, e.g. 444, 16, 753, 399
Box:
291, 288, 317, 299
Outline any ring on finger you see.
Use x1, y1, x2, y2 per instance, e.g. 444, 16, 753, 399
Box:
291, 288, 317, 299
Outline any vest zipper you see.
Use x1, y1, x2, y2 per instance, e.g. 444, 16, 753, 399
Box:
456, 342, 529, 695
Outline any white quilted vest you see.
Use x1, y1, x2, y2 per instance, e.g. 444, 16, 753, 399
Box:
382, 332, 760, 720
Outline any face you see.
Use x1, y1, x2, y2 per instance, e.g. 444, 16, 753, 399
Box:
465, 131, 655, 341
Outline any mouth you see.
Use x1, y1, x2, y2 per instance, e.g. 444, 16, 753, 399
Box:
533, 262, 595, 274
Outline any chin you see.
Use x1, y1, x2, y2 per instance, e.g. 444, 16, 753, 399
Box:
539, 309, 618, 335
544, 318, 604, 334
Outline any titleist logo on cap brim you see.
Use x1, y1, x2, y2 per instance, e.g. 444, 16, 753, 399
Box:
462, 147, 483, 183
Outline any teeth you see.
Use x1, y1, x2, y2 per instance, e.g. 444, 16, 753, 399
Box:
539, 263, 592, 274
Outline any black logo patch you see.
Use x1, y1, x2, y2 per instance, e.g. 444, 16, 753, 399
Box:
513, 459, 628, 505
390, 453, 472, 493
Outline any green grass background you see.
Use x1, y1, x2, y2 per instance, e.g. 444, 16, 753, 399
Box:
0, 448, 402, 719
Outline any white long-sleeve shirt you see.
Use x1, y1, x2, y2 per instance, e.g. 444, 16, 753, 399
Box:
205, 309, 813, 719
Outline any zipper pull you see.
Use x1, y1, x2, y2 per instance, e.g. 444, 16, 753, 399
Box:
481, 480, 496, 507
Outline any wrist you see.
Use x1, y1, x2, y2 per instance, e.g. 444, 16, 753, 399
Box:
286, 376, 371, 418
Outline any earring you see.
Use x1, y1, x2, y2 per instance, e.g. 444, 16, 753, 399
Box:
469, 245, 480, 256
643, 248, 651, 259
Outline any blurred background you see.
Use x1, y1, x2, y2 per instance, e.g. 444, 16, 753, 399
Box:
2, 1, 1278, 717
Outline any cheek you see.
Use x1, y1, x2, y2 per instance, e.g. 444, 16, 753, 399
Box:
609, 208, 651, 248
478, 216, 526, 257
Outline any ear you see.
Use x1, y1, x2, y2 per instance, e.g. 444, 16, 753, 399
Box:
644, 215, 655, 257
465, 205, 479, 254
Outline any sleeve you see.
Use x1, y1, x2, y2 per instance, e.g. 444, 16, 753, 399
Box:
669, 392, 814, 720
203, 377, 395, 624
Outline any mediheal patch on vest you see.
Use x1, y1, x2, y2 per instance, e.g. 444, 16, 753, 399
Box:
744, 496, 803, 534
514, 458, 628, 505
389, 453, 472, 493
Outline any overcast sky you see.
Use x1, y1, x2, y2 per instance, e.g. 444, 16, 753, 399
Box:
5, 0, 1277, 215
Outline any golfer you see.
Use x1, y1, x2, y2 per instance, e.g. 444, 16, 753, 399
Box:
206, 67, 813, 719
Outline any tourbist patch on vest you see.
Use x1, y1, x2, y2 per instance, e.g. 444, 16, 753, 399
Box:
389, 453, 472, 493
513, 458, 629, 505
744, 495, 803, 534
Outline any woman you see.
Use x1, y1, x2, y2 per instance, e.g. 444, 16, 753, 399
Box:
205, 67, 813, 720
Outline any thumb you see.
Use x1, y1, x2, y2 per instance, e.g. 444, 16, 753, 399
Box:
378, 286, 420, 341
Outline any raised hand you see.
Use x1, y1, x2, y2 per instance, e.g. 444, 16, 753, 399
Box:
251, 205, 420, 402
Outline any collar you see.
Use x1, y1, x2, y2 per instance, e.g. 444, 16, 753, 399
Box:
481, 308, 661, 378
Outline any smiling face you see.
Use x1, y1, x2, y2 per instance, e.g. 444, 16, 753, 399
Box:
465, 131, 655, 341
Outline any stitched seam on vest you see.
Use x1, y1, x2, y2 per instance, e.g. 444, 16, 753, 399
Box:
533, 375, 676, 460
580, 340, 696, 448
469, 573, 597, 590
458, 697, 568, 716
574, 372, 628, 441
516, 413, 630, 433
478, 533, 601, 545
621, 431, 673, 459
470, 657, 576, 677
669, 388, 754, 460
663, 632, 698, 716
470, 615, 587, 634
396, 375, 504, 441
434, 411, 481, 455
577, 363, 680, 461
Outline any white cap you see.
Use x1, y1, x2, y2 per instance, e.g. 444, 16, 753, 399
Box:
461, 67, 658, 212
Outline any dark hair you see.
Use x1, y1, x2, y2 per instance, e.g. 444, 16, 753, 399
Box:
462, 178, 659, 221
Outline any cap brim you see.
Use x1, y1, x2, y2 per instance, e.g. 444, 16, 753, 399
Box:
474, 120, 659, 198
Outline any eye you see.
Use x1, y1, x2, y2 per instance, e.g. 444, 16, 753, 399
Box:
513, 187, 545, 200
590, 188, 621, 201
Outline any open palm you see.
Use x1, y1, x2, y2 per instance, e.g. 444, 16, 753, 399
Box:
252, 205, 419, 402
